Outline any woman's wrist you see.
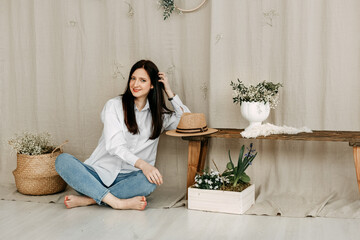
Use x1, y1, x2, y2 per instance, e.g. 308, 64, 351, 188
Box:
135, 159, 146, 170
168, 94, 175, 101
165, 89, 175, 100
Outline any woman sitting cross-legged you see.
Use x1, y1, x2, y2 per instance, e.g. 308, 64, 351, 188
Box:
55, 60, 190, 210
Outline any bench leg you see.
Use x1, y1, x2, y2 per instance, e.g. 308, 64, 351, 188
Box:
197, 139, 208, 173
186, 140, 209, 189
187, 141, 202, 189
354, 146, 360, 194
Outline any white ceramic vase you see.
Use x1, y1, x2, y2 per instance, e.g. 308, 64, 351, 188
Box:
240, 101, 270, 131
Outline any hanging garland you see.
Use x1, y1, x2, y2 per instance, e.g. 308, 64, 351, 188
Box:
159, 0, 176, 20
159, 0, 207, 20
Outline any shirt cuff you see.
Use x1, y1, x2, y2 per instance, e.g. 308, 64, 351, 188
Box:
170, 95, 191, 117
123, 151, 140, 166
170, 95, 182, 107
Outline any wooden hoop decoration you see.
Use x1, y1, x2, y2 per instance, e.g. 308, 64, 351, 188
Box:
175, 0, 207, 13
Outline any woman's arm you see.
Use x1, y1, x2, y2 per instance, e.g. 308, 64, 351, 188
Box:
135, 159, 163, 185
158, 72, 174, 99
158, 72, 191, 130
163, 95, 191, 131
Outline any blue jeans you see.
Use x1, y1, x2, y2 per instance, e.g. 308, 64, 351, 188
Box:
55, 153, 156, 205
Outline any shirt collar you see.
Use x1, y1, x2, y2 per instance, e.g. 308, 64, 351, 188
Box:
134, 99, 150, 112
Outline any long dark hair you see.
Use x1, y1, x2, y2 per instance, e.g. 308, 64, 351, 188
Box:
122, 60, 173, 139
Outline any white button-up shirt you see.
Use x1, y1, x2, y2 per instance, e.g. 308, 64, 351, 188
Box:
84, 95, 190, 187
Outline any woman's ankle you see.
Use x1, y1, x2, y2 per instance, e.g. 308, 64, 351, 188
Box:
64, 195, 96, 209
102, 193, 121, 209
102, 193, 147, 210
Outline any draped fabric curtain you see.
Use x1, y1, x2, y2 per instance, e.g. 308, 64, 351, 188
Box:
1, 0, 360, 217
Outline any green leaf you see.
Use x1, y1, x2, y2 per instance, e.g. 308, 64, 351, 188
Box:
236, 145, 245, 175
226, 162, 233, 170
239, 172, 250, 183
241, 152, 257, 172
222, 171, 233, 176
228, 150, 235, 169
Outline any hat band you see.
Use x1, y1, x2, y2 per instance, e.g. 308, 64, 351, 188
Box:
176, 126, 208, 133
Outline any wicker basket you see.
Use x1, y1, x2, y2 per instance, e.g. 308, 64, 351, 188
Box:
13, 142, 68, 195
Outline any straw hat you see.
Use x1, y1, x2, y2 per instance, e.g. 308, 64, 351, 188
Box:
166, 113, 218, 137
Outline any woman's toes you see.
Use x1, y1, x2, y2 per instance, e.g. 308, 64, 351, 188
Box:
64, 196, 70, 208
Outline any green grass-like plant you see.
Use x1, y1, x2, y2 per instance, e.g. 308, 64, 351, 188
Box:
222, 143, 257, 187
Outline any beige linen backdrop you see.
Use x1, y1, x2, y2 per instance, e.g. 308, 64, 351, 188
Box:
1, 0, 360, 217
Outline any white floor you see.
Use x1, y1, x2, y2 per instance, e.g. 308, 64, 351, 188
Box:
1, 200, 360, 240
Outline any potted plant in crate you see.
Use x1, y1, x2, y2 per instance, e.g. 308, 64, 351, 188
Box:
230, 80, 283, 130
8, 131, 68, 195
188, 143, 257, 214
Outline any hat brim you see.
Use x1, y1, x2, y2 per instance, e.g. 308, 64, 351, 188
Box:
166, 128, 218, 137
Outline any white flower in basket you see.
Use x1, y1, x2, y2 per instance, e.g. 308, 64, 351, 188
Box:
8, 131, 68, 195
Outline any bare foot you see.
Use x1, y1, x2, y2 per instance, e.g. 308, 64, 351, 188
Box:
116, 196, 147, 210
103, 194, 147, 210
63, 195, 96, 209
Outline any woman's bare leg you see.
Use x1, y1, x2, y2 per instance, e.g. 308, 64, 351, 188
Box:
63, 193, 147, 210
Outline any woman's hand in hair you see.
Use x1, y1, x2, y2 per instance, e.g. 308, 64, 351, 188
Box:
135, 159, 163, 185
158, 72, 175, 99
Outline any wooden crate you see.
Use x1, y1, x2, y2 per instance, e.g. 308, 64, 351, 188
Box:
187, 184, 255, 214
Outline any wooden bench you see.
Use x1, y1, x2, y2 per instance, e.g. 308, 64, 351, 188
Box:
182, 129, 360, 194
